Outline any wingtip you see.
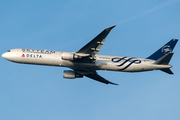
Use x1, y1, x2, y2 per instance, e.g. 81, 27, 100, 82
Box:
109, 82, 118, 85
106, 25, 116, 30
111, 25, 116, 28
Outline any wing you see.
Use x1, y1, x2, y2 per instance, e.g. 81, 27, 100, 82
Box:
76, 25, 116, 56
73, 26, 117, 85
76, 70, 118, 85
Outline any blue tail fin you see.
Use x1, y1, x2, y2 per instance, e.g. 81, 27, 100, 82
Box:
147, 39, 178, 60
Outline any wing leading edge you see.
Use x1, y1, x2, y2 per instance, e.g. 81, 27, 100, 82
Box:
76, 25, 116, 56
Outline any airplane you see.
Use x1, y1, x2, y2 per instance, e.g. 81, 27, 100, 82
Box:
2, 25, 178, 85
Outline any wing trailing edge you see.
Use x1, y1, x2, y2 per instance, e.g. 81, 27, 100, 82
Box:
76, 70, 118, 85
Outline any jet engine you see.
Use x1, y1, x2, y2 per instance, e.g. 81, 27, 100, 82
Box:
61, 52, 79, 60
63, 70, 83, 79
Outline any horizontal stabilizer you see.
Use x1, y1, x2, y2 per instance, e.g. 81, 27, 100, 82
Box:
154, 52, 174, 65
160, 68, 174, 74
154, 53, 174, 74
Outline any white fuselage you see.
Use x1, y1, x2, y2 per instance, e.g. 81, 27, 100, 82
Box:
2, 48, 172, 72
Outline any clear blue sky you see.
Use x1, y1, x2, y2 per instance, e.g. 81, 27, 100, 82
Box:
1, 0, 180, 120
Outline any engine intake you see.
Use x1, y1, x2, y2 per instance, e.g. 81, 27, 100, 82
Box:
63, 70, 83, 79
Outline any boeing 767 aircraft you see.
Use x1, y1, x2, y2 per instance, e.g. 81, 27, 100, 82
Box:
2, 25, 178, 85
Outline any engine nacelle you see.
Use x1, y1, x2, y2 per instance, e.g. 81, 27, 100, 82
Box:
61, 52, 79, 60
63, 70, 83, 79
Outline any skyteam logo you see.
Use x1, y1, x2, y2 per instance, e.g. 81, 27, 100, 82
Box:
111, 57, 141, 71
162, 45, 172, 54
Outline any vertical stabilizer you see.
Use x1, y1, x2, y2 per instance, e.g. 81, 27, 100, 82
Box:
147, 39, 178, 60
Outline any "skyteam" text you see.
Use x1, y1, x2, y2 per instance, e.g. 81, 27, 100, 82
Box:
22, 49, 55, 54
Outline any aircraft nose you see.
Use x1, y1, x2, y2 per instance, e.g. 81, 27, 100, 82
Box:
2, 52, 9, 59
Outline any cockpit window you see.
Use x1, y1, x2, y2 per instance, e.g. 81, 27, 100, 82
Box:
7, 50, 11, 52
